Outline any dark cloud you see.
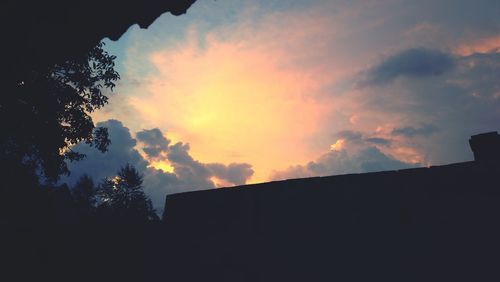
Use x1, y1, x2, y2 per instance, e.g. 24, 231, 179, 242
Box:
167, 142, 214, 189
136, 128, 170, 158
167, 142, 199, 166
63, 121, 254, 214
206, 163, 254, 185
336, 130, 364, 143
392, 124, 439, 137
335, 130, 392, 147
271, 146, 417, 181
165, 143, 255, 188
357, 49, 500, 165
354, 147, 416, 172
360, 48, 456, 86
365, 137, 392, 146
63, 119, 148, 186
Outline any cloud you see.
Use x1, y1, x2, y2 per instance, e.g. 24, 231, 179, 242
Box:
166, 142, 214, 189
455, 35, 500, 56
392, 124, 439, 137
335, 130, 364, 143
206, 163, 254, 186
64, 119, 148, 185
454, 52, 500, 100
96, 1, 384, 183
360, 48, 456, 86
167, 142, 200, 166
365, 137, 392, 146
136, 128, 170, 159
271, 146, 418, 181
63, 120, 254, 214
335, 130, 392, 147
94, 0, 500, 184
271, 127, 418, 181
165, 142, 255, 187
354, 50, 500, 165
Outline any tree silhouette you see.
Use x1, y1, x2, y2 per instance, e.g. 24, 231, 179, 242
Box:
72, 174, 96, 217
1, 42, 119, 186
96, 164, 159, 222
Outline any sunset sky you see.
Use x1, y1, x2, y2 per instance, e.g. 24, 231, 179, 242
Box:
65, 0, 500, 212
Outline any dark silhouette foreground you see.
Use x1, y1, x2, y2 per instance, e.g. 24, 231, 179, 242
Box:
163, 132, 500, 282
2, 2, 499, 280
3, 133, 498, 281
0, 2, 196, 280
1, 0, 196, 192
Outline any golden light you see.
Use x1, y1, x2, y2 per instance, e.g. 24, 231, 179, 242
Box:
128, 38, 333, 183
455, 35, 500, 56
148, 160, 174, 173
330, 139, 345, 151
210, 176, 233, 188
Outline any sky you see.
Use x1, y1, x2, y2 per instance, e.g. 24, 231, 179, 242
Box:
64, 0, 500, 213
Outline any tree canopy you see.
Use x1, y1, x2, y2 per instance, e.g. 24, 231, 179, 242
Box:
73, 174, 96, 216
1, 42, 119, 185
96, 164, 159, 222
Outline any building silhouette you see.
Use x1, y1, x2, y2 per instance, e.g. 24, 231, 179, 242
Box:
469, 131, 500, 162
163, 132, 500, 281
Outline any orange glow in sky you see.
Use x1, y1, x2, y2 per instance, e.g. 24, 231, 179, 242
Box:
455, 35, 500, 56
129, 37, 333, 183
84, 0, 500, 201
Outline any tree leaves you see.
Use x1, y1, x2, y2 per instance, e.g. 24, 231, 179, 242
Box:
0, 42, 119, 182
95, 164, 159, 222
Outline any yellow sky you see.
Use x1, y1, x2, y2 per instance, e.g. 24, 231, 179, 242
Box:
128, 38, 333, 183
86, 0, 500, 199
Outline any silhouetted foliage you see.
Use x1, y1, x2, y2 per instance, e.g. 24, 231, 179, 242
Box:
1, 42, 119, 184
1, 2, 195, 280
96, 164, 159, 222
72, 174, 96, 216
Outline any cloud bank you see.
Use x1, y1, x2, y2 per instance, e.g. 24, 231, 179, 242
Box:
63, 119, 254, 214
271, 144, 418, 181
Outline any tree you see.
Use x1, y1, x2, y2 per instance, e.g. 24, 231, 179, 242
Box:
72, 174, 96, 216
1, 41, 119, 186
96, 164, 159, 222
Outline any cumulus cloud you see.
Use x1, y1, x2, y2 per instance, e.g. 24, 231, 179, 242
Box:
271, 127, 419, 181
206, 163, 254, 186
136, 128, 170, 159
359, 48, 456, 86
271, 146, 417, 181
64, 119, 148, 185
63, 120, 254, 214
166, 142, 214, 189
